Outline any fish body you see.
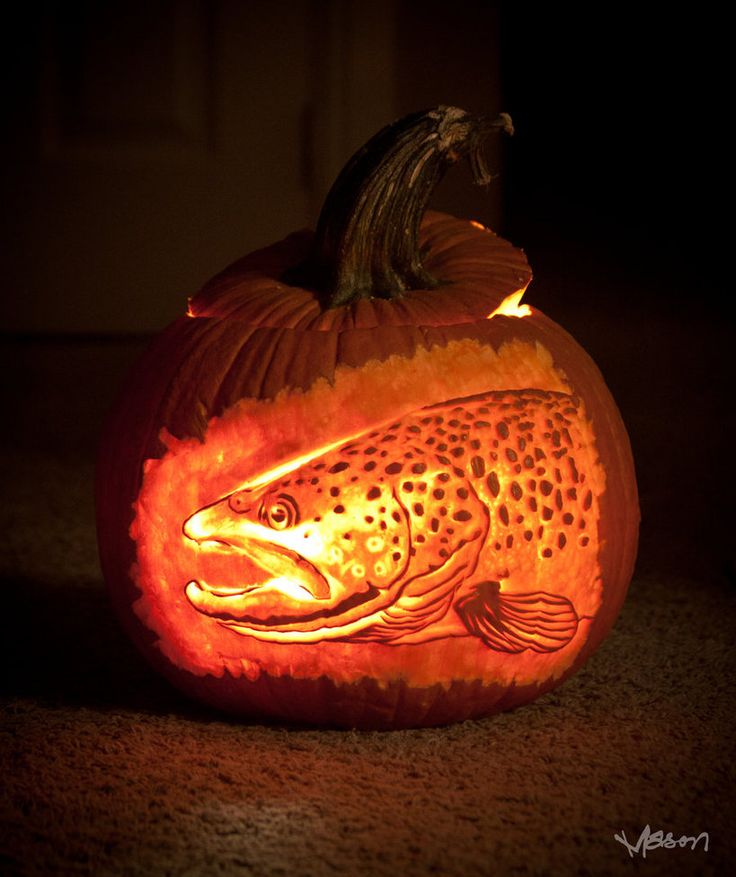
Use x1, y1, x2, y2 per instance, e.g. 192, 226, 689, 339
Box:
184, 389, 600, 652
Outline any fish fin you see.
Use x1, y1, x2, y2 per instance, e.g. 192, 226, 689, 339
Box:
354, 533, 485, 644
455, 581, 578, 653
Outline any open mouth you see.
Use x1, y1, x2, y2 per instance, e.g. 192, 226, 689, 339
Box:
185, 576, 381, 629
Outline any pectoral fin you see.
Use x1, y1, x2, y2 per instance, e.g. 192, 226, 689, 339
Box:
455, 581, 578, 653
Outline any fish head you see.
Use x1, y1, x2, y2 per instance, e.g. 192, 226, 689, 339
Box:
182, 452, 413, 634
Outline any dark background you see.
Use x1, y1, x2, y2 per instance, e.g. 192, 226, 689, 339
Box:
1, 3, 732, 875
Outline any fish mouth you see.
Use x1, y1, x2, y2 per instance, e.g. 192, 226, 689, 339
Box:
185, 577, 381, 631
184, 537, 384, 631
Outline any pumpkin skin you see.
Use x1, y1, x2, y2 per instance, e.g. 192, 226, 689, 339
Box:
96, 110, 638, 729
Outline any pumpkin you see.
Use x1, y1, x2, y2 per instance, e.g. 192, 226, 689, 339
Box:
96, 106, 638, 729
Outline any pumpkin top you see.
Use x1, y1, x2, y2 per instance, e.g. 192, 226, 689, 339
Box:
187, 107, 530, 332
188, 213, 531, 331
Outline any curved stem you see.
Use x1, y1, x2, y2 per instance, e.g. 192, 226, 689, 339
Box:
287, 106, 514, 308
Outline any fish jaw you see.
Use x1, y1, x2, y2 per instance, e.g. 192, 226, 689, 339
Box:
181, 474, 414, 631
183, 501, 334, 617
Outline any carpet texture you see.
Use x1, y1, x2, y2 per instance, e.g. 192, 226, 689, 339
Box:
1, 336, 734, 877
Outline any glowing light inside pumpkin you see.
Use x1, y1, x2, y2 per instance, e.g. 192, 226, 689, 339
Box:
180, 388, 603, 651
488, 288, 532, 320
244, 435, 363, 490
131, 339, 607, 688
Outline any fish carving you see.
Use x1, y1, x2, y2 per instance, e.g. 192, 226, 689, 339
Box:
183, 389, 601, 652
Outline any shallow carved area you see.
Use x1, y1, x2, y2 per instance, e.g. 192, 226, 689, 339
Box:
130, 337, 606, 703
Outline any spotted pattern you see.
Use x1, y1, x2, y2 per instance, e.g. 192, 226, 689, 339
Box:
226, 389, 592, 584
187, 389, 600, 652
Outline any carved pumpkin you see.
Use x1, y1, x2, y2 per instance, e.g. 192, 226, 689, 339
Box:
96, 107, 638, 729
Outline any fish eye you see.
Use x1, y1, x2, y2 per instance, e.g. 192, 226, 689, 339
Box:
260, 494, 300, 530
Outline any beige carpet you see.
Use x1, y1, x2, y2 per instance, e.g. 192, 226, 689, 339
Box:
1, 336, 734, 876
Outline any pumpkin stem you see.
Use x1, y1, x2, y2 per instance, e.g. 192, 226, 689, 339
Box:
286, 106, 514, 308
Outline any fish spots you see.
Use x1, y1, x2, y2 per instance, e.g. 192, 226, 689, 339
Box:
487, 472, 500, 497
234, 388, 597, 612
